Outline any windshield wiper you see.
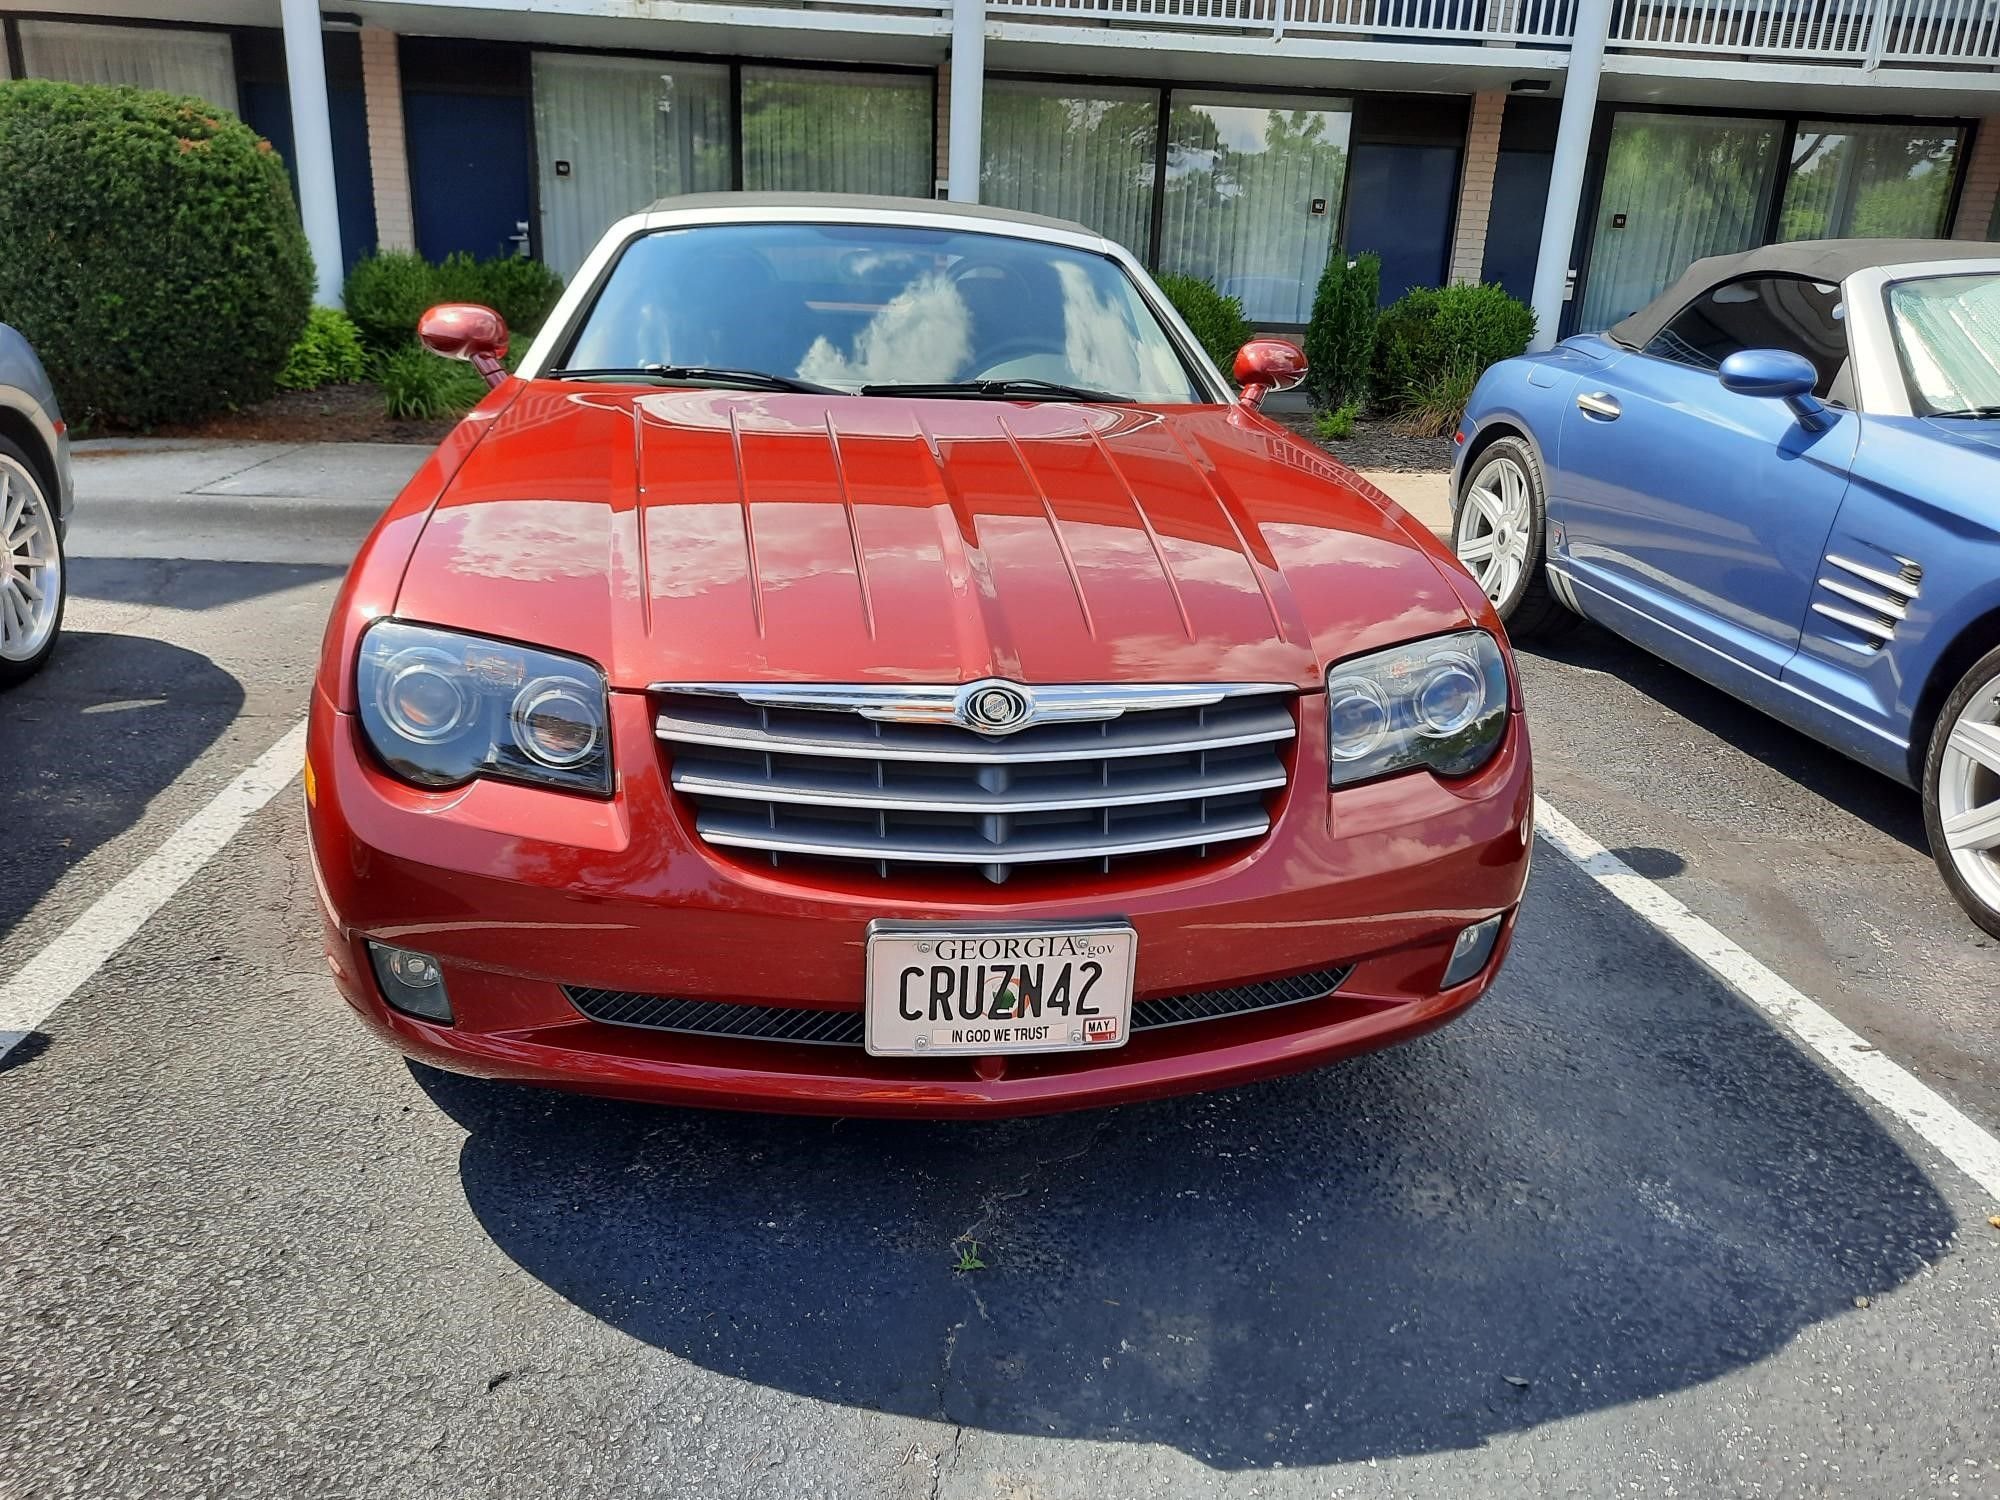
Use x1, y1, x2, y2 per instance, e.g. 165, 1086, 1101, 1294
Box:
1930, 404, 2000, 418
549, 364, 841, 394
858, 378, 1133, 403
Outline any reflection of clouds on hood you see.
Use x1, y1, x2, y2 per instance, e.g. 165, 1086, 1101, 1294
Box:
1056, 263, 1189, 397
444, 501, 617, 585
797, 274, 970, 388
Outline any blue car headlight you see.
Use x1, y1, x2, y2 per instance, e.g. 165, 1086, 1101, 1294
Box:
356, 620, 612, 797
1327, 629, 1511, 787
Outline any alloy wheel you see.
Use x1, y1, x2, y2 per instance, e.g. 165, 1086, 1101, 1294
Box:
1936, 667, 2000, 920
1455, 453, 1533, 606
0, 459, 61, 664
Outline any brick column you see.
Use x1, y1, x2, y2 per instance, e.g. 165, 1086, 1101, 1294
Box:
1448, 90, 1506, 284
360, 27, 415, 254
1951, 118, 2000, 241
934, 61, 951, 198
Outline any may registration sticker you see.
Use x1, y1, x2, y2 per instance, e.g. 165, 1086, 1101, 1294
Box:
863, 921, 1137, 1058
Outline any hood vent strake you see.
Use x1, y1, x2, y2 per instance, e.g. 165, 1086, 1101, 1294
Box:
652, 682, 1297, 884
1811, 551, 1923, 654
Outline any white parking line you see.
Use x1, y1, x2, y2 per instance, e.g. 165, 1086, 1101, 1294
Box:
1536, 795, 2000, 1205
0, 718, 308, 1065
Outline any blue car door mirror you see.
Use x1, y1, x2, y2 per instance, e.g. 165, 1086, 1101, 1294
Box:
1718, 349, 1829, 431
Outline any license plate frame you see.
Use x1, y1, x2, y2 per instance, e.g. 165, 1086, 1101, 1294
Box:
863, 919, 1138, 1058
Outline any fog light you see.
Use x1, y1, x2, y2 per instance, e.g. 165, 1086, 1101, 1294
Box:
1442, 914, 1504, 988
368, 942, 453, 1023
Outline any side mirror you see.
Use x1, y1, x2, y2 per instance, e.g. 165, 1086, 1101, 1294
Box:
1718, 348, 1827, 431
1233, 338, 1308, 410
418, 303, 510, 389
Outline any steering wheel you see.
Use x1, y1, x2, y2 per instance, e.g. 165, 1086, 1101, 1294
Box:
969, 336, 1069, 375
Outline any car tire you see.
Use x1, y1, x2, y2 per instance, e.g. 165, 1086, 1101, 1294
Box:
1922, 642, 2000, 940
0, 436, 65, 688
1450, 435, 1575, 641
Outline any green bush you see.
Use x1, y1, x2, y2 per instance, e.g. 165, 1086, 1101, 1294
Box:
277, 306, 367, 391
342, 250, 438, 352
375, 344, 490, 421
1311, 400, 1362, 444
1157, 273, 1255, 375
1372, 283, 1536, 419
345, 249, 564, 355
0, 80, 312, 429
1302, 250, 1378, 410
1388, 363, 1482, 438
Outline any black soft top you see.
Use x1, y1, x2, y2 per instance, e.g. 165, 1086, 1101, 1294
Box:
1605, 238, 2000, 350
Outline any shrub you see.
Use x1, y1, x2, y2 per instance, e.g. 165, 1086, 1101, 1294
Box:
1311, 400, 1362, 444
0, 80, 312, 429
1157, 274, 1255, 375
1302, 250, 1378, 409
459, 254, 565, 341
277, 306, 367, 391
1372, 283, 1535, 413
342, 250, 438, 352
346, 249, 565, 355
1388, 361, 1482, 439
375, 344, 488, 422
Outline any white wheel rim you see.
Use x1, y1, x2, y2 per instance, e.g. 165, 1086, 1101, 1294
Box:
1455, 454, 1534, 607
1938, 668, 2000, 918
0, 458, 61, 664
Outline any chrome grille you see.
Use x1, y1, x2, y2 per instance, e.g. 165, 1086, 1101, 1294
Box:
1811, 551, 1923, 654
653, 682, 1296, 884
564, 967, 1349, 1045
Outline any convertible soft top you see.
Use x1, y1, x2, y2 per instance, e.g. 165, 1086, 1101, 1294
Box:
1606, 238, 2000, 350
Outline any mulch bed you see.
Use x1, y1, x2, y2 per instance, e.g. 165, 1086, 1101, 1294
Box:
1272, 412, 1455, 473
147, 382, 454, 445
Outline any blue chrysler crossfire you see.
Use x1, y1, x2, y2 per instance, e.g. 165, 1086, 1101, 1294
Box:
1451, 239, 2000, 936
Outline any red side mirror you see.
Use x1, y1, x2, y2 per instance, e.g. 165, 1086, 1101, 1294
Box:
418, 303, 510, 389
1233, 338, 1308, 410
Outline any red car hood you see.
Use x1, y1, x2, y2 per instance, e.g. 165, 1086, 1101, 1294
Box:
393, 383, 1471, 691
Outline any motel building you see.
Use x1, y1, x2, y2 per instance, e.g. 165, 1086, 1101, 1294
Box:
2, 0, 1998, 349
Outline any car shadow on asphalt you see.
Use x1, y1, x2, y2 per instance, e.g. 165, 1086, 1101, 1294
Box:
1519, 625, 1928, 855
67, 556, 347, 613
414, 855, 1956, 1469
0, 630, 242, 949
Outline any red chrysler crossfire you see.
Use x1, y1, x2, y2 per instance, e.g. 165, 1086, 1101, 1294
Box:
306, 194, 1533, 1118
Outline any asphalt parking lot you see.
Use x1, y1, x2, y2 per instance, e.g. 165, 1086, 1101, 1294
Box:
3, 443, 1998, 1498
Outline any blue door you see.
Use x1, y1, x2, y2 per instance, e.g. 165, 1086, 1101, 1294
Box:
238, 80, 378, 274
1344, 142, 1459, 305
1551, 275, 1859, 679
404, 89, 533, 262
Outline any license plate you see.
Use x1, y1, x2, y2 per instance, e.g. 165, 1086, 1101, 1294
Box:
864, 921, 1137, 1058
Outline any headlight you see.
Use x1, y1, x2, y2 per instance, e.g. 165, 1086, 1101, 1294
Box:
1326, 630, 1510, 787
356, 621, 612, 796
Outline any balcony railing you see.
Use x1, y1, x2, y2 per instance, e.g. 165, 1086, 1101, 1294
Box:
984, 0, 2000, 64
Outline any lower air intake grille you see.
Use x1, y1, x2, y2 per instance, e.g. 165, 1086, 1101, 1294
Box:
564, 966, 1350, 1047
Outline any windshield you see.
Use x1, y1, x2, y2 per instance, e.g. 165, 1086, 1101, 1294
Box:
1887, 272, 2000, 415
557, 222, 1205, 403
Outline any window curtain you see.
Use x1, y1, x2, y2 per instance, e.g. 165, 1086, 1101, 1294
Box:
1780, 121, 1961, 242
532, 53, 732, 279
1577, 111, 1782, 332
19, 20, 237, 112
740, 68, 933, 198
1158, 93, 1351, 325
981, 80, 1160, 254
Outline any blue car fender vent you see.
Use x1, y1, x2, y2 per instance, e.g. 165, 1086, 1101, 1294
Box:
1811, 550, 1923, 654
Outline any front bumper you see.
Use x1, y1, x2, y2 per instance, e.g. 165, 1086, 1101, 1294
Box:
306, 684, 1533, 1117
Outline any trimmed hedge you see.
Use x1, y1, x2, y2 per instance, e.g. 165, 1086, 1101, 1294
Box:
1302, 249, 1378, 410
345, 249, 564, 353
0, 79, 313, 428
1157, 273, 1255, 375
1372, 283, 1536, 414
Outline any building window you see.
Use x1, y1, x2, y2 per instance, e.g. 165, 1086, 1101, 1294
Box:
740, 67, 932, 198
981, 79, 1160, 257
532, 53, 732, 278
1159, 93, 1351, 325
1578, 111, 1783, 333
17, 19, 237, 111
1779, 121, 1961, 241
